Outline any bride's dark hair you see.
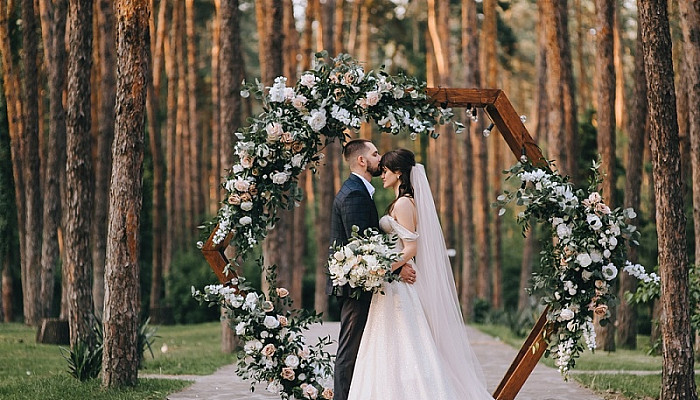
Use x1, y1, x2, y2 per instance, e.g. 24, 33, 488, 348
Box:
380, 148, 416, 214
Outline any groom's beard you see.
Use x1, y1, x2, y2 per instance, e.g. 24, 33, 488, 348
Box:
368, 164, 382, 177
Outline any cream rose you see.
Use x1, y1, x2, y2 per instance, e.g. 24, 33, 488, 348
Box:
280, 367, 295, 381
276, 287, 289, 298
261, 343, 276, 357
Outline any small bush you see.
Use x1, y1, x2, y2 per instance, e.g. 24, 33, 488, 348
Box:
60, 340, 102, 381
166, 250, 221, 324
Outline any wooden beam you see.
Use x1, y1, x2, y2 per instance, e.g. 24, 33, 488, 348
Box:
492, 308, 551, 400
201, 227, 238, 287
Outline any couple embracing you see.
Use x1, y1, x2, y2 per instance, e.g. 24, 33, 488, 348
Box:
327, 139, 494, 400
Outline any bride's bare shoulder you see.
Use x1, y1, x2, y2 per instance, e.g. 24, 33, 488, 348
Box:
391, 196, 417, 228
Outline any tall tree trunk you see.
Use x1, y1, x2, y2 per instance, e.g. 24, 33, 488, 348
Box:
218, 0, 243, 352
559, 0, 578, 181
175, 1, 190, 244
0, 1, 26, 324
594, 0, 617, 353
102, 0, 148, 387
677, 0, 699, 267
574, 0, 590, 111
459, 0, 479, 319
256, 0, 291, 298
613, 8, 626, 133
283, 0, 304, 308
146, 0, 166, 322
210, 0, 221, 215
482, 0, 501, 309
334, 0, 345, 55
65, 0, 94, 346
20, 0, 42, 327
164, 0, 179, 281
541, 0, 567, 175
38, 0, 67, 320
92, 0, 116, 316
618, 19, 647, 350
301, 0, 315, 72
185, 0, 201, 225
639, 1, 697, 398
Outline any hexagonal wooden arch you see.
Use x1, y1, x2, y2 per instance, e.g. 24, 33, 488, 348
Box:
202, 88, 550, 400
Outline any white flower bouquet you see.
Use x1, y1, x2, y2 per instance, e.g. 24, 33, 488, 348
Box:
495, 159, 641, 377
193, 270, 335, 400
328, 226, 402, 299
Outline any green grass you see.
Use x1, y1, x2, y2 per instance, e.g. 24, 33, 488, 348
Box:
0, 321, 235, 400
573, 373, 700, 400
141, 321, 235, 375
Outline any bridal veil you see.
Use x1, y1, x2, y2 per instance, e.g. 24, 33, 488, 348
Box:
410, 163, 491, 397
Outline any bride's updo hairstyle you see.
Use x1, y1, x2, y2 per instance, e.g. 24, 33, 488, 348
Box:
380, 148, 416, 214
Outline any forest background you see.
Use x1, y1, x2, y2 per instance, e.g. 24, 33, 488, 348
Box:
0, 0, 698, 366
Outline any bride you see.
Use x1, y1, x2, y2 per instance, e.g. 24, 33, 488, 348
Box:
347, 149, 493, 400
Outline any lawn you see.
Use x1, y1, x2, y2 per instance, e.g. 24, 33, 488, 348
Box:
473, 323, 697, 400
0, 321, 234, 400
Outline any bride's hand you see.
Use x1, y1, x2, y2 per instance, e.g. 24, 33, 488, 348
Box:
399, 264, 416, 284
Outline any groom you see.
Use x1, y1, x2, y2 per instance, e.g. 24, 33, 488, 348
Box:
327, 139, 416, 400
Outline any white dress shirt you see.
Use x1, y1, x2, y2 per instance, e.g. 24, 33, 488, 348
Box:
352, 172, 375, 199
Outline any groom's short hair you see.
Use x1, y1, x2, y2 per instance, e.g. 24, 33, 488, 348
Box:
343, 139, 371, 163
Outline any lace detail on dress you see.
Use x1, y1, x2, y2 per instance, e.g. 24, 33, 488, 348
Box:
379, 215, 418, 241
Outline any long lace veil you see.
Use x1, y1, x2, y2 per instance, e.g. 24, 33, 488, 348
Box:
411, 163, 489, 393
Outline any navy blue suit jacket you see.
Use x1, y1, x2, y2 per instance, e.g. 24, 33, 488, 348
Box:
326, 174, 380, 296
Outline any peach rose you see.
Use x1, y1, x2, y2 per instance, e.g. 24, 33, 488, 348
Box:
594, 304, 609, 316
276, 288, 289, 298
281, 367, 295, 381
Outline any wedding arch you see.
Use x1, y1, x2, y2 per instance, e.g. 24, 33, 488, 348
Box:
201, 77, 548, 399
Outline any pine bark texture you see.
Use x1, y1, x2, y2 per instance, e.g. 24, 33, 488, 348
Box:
92, 0, 116, 315
102, 0, 148, 387
21, 0, 42, 326
639, 0, 698, 398
185, 0, 201, 223
64, 0, 95, 345
594, 0, 616, 352
38, 0, 67, 320
541, 0, 566, 174
618, 23, 647, 350
164, 0, 178, 278
558, 0, 578, 181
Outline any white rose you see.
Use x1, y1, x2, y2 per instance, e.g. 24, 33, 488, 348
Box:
300, 73, 317, 88
285, 354, 300, 368
266, 122, 284, 142
291, 154, 305, 168
559, 308, 575, 321
556, 224, 572, 239
303, 385, 319, 399
588, 192, 602, 204
234, 178, 250, 192
240, 201, 253, 211
590, 250, 603, 263
239, 216, 252, 225
235, 321, 247, 335
365, 90, 381, 106
271, 171, 289, 185
608, 236, 618, 248
292, 94, 308, 109
267, 381, 283, 394
264, 315, 281, 329
333, 251, 345, 261
307, 109, 327, 132
576, 253, 592, 268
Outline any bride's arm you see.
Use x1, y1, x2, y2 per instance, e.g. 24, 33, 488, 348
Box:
390, 197, 418, 272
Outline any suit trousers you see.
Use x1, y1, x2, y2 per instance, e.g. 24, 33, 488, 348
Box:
334, 294, 372, 400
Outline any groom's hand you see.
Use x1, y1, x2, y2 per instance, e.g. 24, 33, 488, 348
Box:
399, 264, 416, 284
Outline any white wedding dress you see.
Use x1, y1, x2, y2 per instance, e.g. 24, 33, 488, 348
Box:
347, 213, 494, 400
347, 164, 493, 400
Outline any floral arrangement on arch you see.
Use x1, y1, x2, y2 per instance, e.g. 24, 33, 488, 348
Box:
495, 159, 641, 377
194, 53, 457, 399
193, 267, 335, 399
203, 52, 455, 259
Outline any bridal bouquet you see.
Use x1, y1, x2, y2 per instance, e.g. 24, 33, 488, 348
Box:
328, 226, 402, 299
